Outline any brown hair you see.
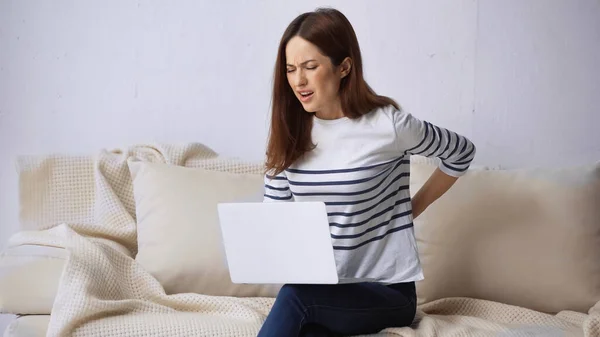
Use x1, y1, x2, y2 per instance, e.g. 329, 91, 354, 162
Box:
265, 7, 399, 175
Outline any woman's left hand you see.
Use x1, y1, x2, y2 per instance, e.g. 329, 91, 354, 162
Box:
411, 168, 459, 219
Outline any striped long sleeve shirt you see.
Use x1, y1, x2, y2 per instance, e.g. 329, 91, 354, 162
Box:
264, 105, 476, 284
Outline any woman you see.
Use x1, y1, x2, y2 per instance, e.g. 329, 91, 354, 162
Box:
259, 7, 475, 337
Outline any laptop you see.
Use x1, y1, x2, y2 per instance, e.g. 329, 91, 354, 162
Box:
216, 201, 339, 284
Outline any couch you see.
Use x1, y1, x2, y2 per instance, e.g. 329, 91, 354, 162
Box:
0, 142, 599, 337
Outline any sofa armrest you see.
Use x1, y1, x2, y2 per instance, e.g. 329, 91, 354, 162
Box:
2, 315, 50, 337
0, 315, 16, 337
0, 245, 67, 315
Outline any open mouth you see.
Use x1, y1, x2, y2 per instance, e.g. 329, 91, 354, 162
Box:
298, 91, 314, 102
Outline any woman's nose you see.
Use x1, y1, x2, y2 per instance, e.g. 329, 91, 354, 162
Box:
294, 70, 307, 87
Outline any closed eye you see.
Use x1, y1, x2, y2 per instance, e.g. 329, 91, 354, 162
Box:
286, 65, 318, 73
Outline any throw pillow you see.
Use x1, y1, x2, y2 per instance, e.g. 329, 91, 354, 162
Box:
410, 161, 600, 313
128, 161, 281, 297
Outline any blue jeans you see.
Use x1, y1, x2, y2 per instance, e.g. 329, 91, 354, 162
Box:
257, 282, 417, 337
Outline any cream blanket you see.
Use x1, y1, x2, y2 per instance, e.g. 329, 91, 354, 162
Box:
6, 144, 600, 337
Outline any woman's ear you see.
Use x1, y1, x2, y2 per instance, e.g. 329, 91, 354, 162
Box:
340, 57, 352, 79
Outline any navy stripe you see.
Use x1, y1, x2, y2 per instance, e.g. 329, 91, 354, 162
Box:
332, 223, 414, 251
405, 121, 430, 154
330, 198, 412, 227
331, 211, 412, 239
287, 159, 403, 187
286, 156, 404, 175
263, 194, 292, 201
411, 123, 436, 156
442, 161, 470, 173
458, 138, 468, 155
425, 125, 443, 157
324, 175, 408, 206
265, 184, 289, 191
266, 175, 287, 181
440, 128, 451, 157
292, 161, 409, 197
453, 158, 473, 166
327, 190, 410, 218
444, 134, 462, 160
456, 144, 475, 162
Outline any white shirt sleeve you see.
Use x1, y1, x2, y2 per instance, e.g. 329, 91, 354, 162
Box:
263, 170, 294, 202
393, 108, 476, 177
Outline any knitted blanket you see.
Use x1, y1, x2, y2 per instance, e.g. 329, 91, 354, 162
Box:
7, 143, 600, 337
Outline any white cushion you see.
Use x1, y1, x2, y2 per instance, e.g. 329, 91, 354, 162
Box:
129, 161, 281, 297
410, 161, 600, 313
2, 315, 50, 337
0, 245, 67, 314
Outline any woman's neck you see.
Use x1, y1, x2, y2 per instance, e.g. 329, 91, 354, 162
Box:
315, 100, 345, 120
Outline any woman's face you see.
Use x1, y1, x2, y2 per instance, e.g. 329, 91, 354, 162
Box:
285, 36, 348, 117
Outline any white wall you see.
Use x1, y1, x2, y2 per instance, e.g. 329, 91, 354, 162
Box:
0, 0, 598, 251
474, 0, 600, 168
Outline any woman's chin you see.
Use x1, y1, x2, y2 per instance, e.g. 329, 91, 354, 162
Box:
300, 103, 317, 113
